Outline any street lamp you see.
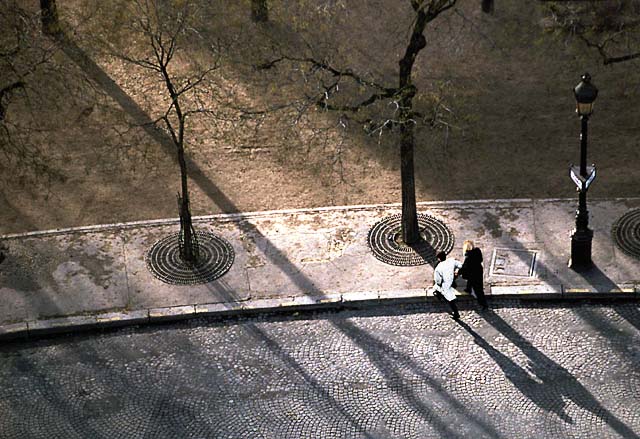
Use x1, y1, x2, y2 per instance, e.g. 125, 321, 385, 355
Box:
568, 73, 598, 269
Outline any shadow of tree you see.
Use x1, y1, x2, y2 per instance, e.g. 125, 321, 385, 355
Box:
456, 319, 573, 423
497, 234, 639, 363
408, 238, 439, 268
333, 318, 506, 438
204, 280, 504, 438
2, 327, 224, 437
478, 309, 639, 438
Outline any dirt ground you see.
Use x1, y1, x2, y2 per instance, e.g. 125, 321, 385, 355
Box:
1, 0, 639, 235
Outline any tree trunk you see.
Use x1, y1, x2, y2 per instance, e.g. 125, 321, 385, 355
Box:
174, 113, 196, 264
159, 60, 197, 264
40, 0, 60, 35
481, 0, 494, 13
397, 10, 428, 244
399, 119, 419, 244
176, 134, 196, 263
251, 0, 268, 23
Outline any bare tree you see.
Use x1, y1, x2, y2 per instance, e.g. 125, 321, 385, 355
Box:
0, 1, 66, 185
544, 0, 640, 65
104, 0, 220, 263
258, 0, 457, 244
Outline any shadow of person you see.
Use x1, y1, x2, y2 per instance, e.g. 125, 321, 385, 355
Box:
454, 319, 573, 424
501, 237, 639, 360
336, 316, 510, 438
477, 310, 639, 439
203, 280, 505, 439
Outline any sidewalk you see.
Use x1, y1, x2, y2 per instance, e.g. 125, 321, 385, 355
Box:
1, 198, 639, 339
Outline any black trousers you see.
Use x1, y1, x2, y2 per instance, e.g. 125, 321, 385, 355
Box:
468, 280, 488, 308
433, 290, 460, 317
447, 298, 460, 317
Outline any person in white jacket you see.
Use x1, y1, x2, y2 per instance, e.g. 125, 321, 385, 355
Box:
430, 251, 462, 320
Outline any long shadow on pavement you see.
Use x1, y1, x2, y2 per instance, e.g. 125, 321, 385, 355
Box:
333, 318, 505, 438
2, 331, 222, 437
504, 235, 640, 363
456, 319, 574, 423
205, 280, 505, 438
575, 264, 640, 334
478, 308, 639, 439
205, 280, 387, 438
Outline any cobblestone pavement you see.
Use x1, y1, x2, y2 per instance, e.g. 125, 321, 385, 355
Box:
1, 301, 639, 438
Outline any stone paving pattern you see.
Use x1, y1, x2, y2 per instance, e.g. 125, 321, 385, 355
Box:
0, 198, 639, 337
0, 301, 638, 438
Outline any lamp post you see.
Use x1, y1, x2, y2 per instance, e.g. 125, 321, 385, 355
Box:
568, 73, 598, 270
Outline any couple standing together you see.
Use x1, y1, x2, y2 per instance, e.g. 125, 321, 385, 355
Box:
429, 240, 488, 320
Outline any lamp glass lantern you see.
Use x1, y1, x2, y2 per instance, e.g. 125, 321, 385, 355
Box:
574, 73, 598, 116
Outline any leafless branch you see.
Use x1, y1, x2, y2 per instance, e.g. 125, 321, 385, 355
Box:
257, 56, 393, 93
545, 2, 640, 66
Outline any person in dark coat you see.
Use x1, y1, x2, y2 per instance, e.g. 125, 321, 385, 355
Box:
460, 240, 488, 310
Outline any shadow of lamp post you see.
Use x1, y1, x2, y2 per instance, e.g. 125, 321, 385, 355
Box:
568, 73, 598, 270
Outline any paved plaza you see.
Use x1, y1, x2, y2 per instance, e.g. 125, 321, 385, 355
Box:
0, 301, 639, 438
1, 198, 639, 437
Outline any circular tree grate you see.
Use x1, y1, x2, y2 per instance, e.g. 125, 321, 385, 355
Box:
146, 231, 235, 285
612, 209, 640, 260
368, 213, 455, 266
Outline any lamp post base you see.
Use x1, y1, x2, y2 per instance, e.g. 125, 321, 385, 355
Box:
568, 227, 593, 270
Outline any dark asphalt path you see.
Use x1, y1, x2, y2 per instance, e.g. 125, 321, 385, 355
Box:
1, 301, 639, 438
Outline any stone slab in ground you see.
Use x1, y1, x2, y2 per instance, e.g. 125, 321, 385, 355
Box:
0, 231, 128, 322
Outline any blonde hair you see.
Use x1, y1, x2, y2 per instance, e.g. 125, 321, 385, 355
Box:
462, 240, 474, 254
